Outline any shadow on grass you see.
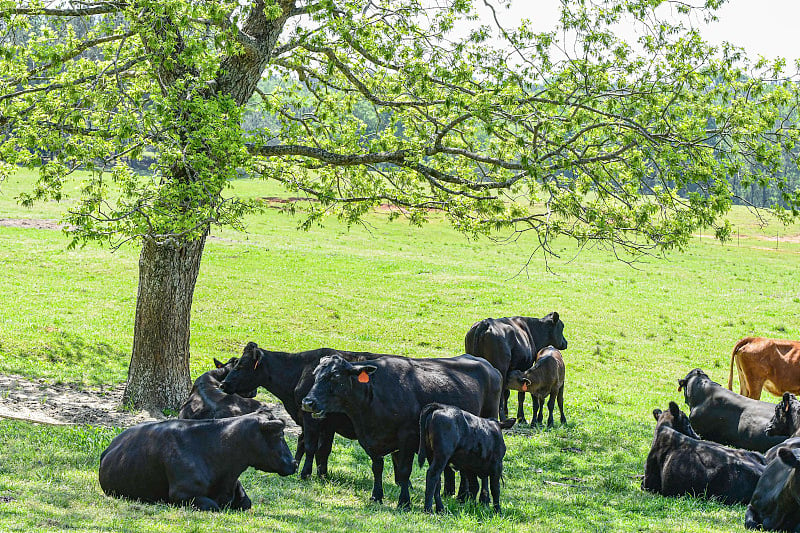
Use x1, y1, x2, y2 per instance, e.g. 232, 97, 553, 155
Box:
1, 331, 128, 385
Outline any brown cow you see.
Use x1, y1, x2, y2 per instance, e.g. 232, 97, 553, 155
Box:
727, 337, 800, 400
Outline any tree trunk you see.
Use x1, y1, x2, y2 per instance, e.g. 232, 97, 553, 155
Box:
122, 234, 207, 411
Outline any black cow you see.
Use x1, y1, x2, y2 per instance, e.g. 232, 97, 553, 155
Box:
220, 342, 385, 480
506, 346, 566, 426
301, 353, 502, 509
98, 410, 296, 510
642, 402, 766, 504
465, 312, 567, 420
766, 393, 800, 438
418, 403, 514, 513
678, 368, 786, 453
766, 437, 800, 463
745, 447, 800, 531
179, 357, 263, 420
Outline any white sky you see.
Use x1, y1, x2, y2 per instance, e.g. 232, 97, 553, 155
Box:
481, 0, 800, 65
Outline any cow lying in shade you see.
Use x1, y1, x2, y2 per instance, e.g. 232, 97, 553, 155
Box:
642, 401, 766, 504
766, 393, 800, 438
99, 410, 296, 510
418, 403, 515, 513
506, 346, 566, 427
746, 447, 800, 531
679, 368, 785, 452
179, 357, 263, 420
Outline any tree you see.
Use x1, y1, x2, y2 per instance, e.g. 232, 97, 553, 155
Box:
1, 0, 798, 410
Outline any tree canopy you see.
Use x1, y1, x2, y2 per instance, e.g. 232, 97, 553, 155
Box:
2, 0, 799, 408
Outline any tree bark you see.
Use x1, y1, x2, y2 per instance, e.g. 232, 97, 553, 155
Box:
122, 235, 207, 411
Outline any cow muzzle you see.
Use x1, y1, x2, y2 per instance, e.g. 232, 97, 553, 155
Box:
301, 398, 326, 419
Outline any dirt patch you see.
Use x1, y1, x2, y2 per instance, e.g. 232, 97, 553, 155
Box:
0, 218, 68, 231
0, 374, 300, 435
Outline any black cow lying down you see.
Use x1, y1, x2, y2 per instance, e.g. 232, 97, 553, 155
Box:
179, 357, 262, 420
99, 410, 296, 511
418, 403, 515, 513
642, 401, 766, 505
746, 447, 800, 532
679, 368, 786, 453
302, 353, 502, 509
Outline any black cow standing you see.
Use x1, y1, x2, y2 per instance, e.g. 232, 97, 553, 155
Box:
418, 403, 515, 513
220, 342, 386, 480
301, 353, 502, 510
746, 447, 800, 531
98, 410, 296, 510
465, 312, 567, 420
678, 368, 786, 453
642, 401, 766, 504
179, 357, 263, 420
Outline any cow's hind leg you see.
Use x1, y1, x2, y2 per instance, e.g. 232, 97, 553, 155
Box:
489, 469, 502, 513
442, 465, 456, 497
546, 391, 557, 427
300, 415, 320, 479
478, 475, 490, 505
557, 384, 566, 424
516, 391, 527, 424
424, 460, 448, 513
393, 447, 415, 510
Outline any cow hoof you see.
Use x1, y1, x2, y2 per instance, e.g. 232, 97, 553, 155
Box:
370, 496, 383, 504
396, 502, 411, 512
516, 417, 527, 425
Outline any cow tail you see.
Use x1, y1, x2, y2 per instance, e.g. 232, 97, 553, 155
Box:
418, 404, 439, 467
728, 338, 751, 391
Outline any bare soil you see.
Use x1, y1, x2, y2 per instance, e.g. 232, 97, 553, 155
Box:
0, 218, 67, 230
0, 373, 300, 434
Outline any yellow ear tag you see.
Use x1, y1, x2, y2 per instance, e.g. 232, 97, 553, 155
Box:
358, 370, 370, 383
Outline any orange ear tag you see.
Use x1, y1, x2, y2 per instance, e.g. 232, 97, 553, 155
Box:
358, 370, 370, 383
521, 383, 528, 392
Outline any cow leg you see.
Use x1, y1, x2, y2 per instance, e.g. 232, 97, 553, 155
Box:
535, 394, 545, 425
467, 473, 480, 502
393, 448, 415, 510
557, 384, 567, 424
314, 424, 335, 478
478, 476, 490, 505
744, 506, 761, 530
489, 470, 501, 513
295, 430, 305, 463
369, 455, 385, 504
516, 391, 527, 424
300, 415, 320, 480
456, 470, 471, 502
546, 392, 557, 427
442, 465, 456, 497
424, 460, 447, 513
499, 388, 510, 420
228, 480, 252, 511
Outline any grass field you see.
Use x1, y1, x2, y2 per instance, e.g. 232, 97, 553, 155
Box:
1, 168, 800, 532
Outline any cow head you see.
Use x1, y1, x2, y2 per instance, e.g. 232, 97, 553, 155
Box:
220, 342, 266, 397
213, 356, 258, 398
543, 312, 568, 350
506, 369, 530, 392
301, 355, 376, 419
653, 401, 699, 439
677, 368, 710, 405
778, 447, 800, 470
766, 392, 800, 437
250, 412, 297, 476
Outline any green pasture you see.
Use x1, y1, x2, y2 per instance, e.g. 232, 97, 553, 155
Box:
1, 168, 799, 531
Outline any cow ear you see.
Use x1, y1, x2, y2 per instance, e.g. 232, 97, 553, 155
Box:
668, 401, 681, 417
213, 358, 225, 369
350, 365, 377, 376
778, 447, 800, 469
652, 409, 662, 421
500, 418, 516, 430
677, 379, 687, 392
260, 419, 285, 435
551, 312, 559, 323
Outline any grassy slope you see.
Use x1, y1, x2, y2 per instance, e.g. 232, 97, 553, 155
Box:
1, 169, 799, 531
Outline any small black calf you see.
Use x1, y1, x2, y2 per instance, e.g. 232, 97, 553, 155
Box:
179, 357, 263, 420
418, 403, 514, 513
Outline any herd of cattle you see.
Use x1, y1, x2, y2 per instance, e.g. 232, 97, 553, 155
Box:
96, 313, 800, 530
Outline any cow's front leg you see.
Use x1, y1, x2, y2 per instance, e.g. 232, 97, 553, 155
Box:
500, 388, 510, 420
315, 424, 335, 478
300, 414, 320, 479
228, 480, 252, 511
369, 455, 384, 503
392, 448, 415, 510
